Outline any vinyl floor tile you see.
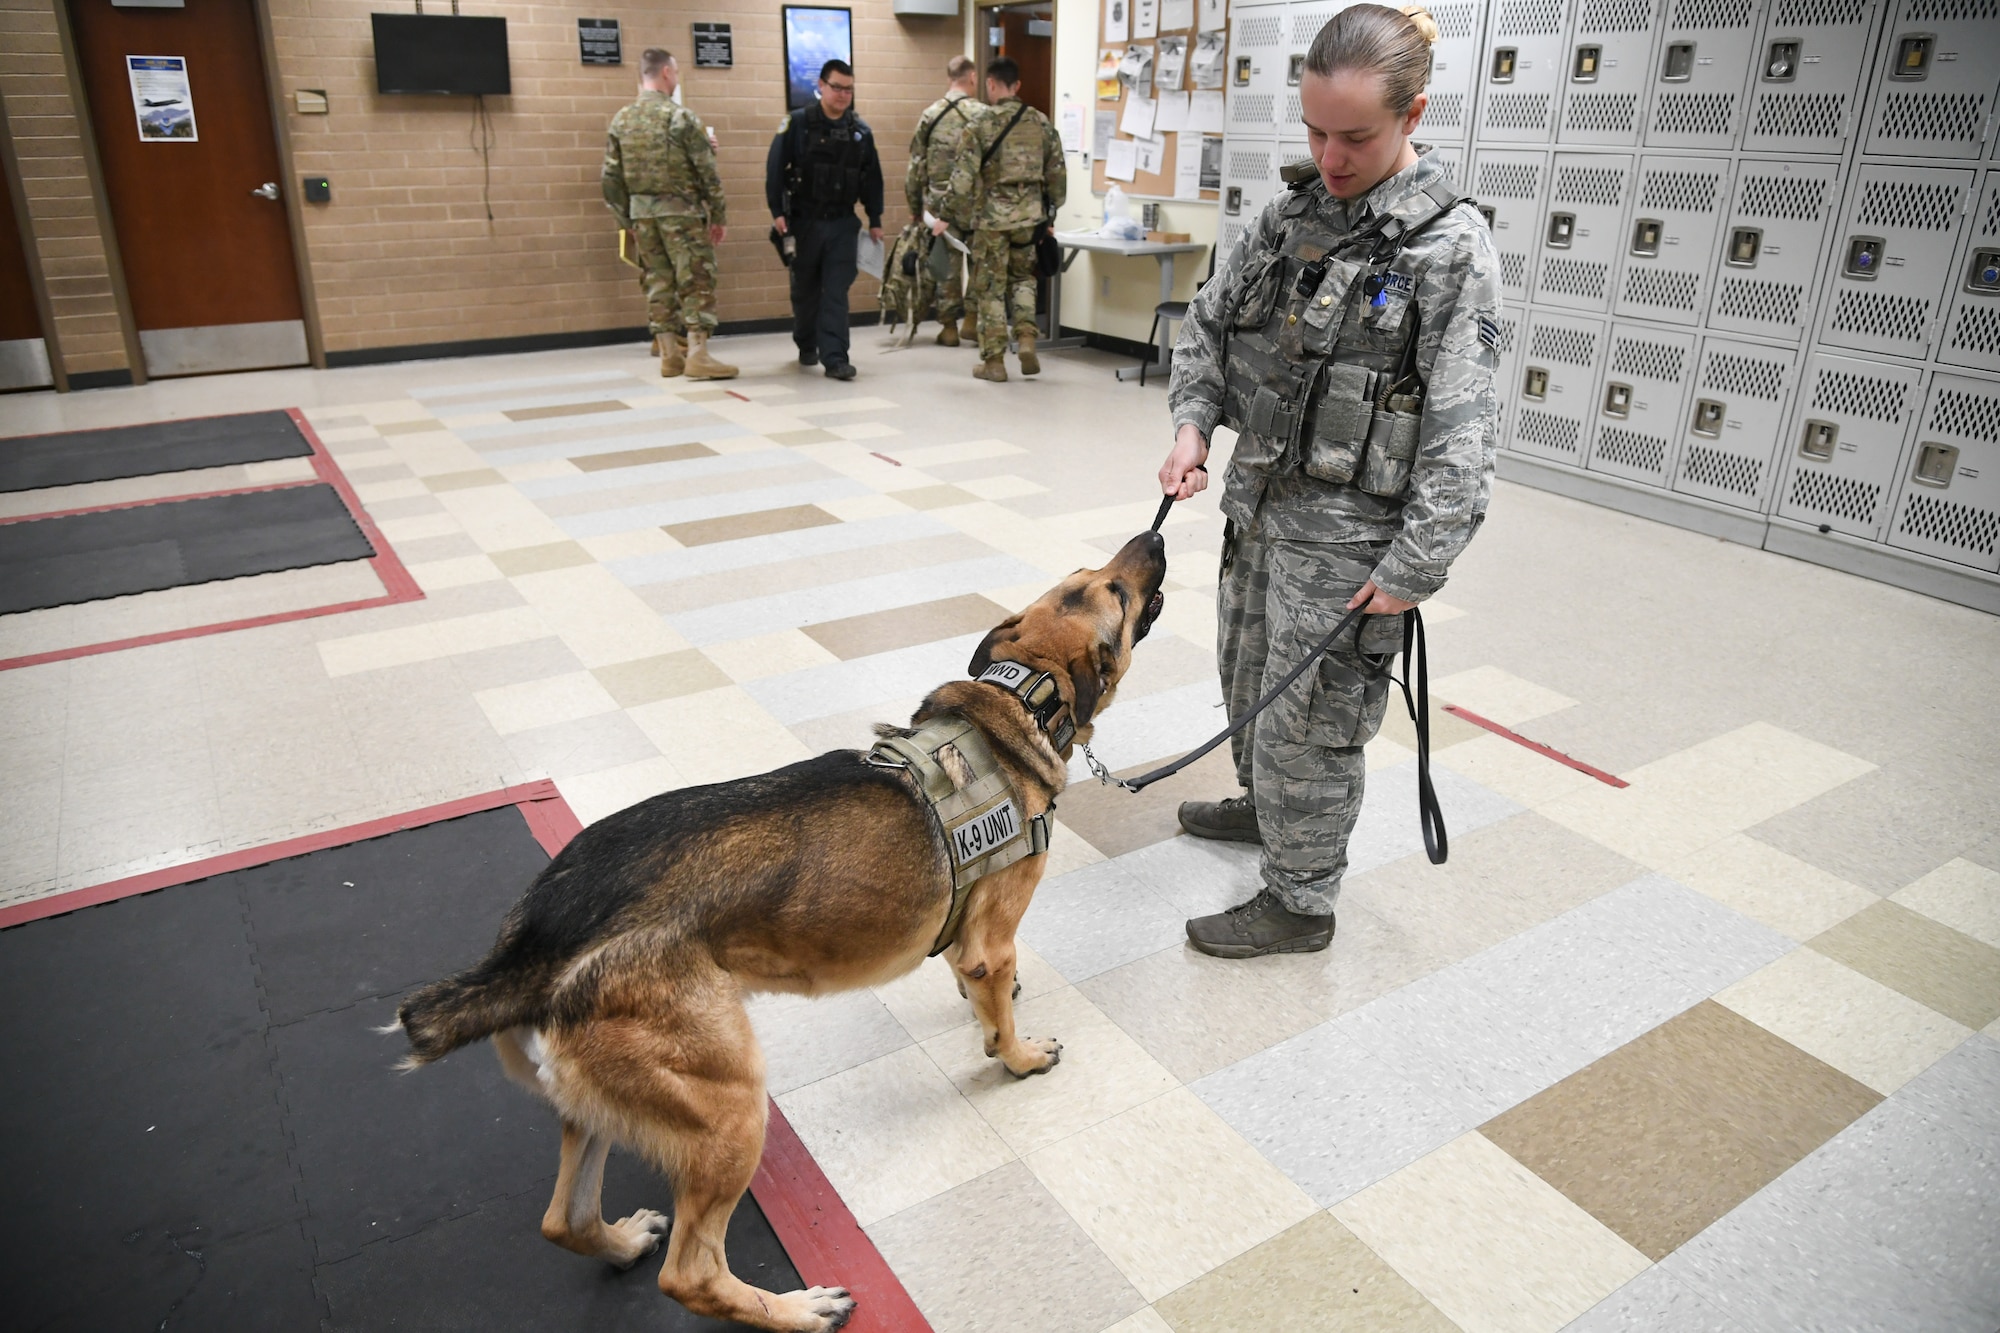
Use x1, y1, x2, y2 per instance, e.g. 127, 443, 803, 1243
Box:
1663, 833, 1880, 943
500, 708, 659, 781
801, 592, 1011, 661
590, 649, 731, 708
662, 502, 841, 547
1103, 1309, 1176, 1333
1561, 1265, 1745, 1333
1892, 859, 2000, 950
865, 1160, 1144, 1333
1331, 1132, 1651, 1333
1082, 938, 1328, 1084
487, 540, 593, 576
745, 987, 914, 1096
774, 1045, 1013, 1227
1714, 949, 1972, 1095
626, 685, 811, 785
1894, 1033, 2000, 1160
552, 755, 685, 828
1809, 900, 2000, 1030
1027, 1088, 1319, 1302
1153, 1211, 1457, 1333
871, 944, 1067, 1044
1052, 747, 1242, 861
511, 563, 691, 668
1481, 1000, 1881, 1260
700, 628, 840, 684
1016, 858, 1191, 984
1431, 665, 1576, 727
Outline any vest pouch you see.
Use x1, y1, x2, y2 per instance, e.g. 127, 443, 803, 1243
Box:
1303, 362, 1375, 484
1299, 258, 1362, 355
1232, 250, 1286, 330
1355, 395, 1423, 498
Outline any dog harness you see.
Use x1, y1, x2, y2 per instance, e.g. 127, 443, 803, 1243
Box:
865, 661, 1074, 955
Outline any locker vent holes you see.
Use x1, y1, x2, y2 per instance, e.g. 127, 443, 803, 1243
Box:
1669, 0, 1755, 26
1812, 368, 1908, 423
1517, 408, 1583, 454
1430, 2, 1479, 39
1738, 174, 1828, 221
1501, 252, 1528, 289
1597, 426, 1668, 474
1497, 316, 1519, 354
1227, 149, 1273, 177
1652, 93, 1737, 136
1905, 0, 2000, 19
1875, 93, 1989, 147
1487, 94, 1554, 130
1289, 12, 1321, 42
1752, 93, 1848, 140
1624, 267, 1703, 312
1238, 14, 1283, 44
1681, 444, 1763, 495
1428, 94, 1467, 130
1857, 179, 1965, 231
1897, 492, 1999, 559
1578, 0, 1655, 30
1230, 95, 1278, 125
1284, 91, 1303, 125
1640, 170, 1721, 213
1930, 386, 2000, 442
1476, 160, 1542, 198
1555, 165, 1627, 207
1566, 94, 1640, 135
1979, 187, 2000, 239
1716, 278, 1804, 326
1529, 324, 1600, 365
1497, 0, 1567, 35
1543, 256, 1612, 300
1772, 0, 1865, 22
1789, 469, 1880, 526
1830, 290, 1931, 345
1703, 351, 1786, 399
1948, 306, 2000, 360
1611, 337, 1685, 382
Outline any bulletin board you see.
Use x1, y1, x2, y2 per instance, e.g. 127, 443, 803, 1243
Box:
1089, 0, 1227, 201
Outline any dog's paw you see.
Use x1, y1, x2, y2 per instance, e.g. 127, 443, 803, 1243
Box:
1002, 1035, 1062, 1078
801, 1285, 856, 1331
607, 1209, 669, 1267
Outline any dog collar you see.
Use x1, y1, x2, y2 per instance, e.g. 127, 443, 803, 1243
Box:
974, 661, 1076, 752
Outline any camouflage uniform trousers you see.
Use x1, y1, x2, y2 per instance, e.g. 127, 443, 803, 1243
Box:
632, 215, 720, 337
1218, 505, 1399, 915
970, 226, 1038, 359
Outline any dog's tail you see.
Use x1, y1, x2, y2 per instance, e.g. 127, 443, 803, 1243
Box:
392, 957, 547, 1071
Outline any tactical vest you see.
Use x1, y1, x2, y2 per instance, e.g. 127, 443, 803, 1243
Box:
788, 107, 869, 220
1221, 166, 1471, 501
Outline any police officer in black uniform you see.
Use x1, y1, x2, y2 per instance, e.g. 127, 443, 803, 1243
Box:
765, 59, 885, 381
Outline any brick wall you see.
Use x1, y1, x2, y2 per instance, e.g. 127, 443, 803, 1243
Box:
0, 0, 129, 375
271, 0, 965, 355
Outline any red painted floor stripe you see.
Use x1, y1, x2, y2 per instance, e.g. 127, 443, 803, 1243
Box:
1, 780, 933, 1327
1444, 704, 1630, 789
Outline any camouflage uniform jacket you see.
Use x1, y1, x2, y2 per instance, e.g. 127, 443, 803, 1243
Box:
905, 92, 986, 228
945, 96, 1067, 232
603, 90, 726, 227
1168, 152, 1500, 603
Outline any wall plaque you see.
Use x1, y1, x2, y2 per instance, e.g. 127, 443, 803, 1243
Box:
693, 23, 733, 68
578, 18, 622, 66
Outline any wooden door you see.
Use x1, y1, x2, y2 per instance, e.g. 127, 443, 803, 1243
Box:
980, 4, 1055, 116
0, 163, 54, 391
68, 0, 306, 377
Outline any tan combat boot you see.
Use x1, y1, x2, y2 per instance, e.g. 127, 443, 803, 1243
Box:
683, 329, 738, 381
650, 333, 661, 356
973, 356, 1008, 382
1017, 328, 1040, 377
936, 321, 960, 347
960, 313, 979, 343
659, 335, 686, 378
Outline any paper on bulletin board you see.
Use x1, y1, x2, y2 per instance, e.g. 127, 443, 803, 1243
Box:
1059, 100, 1085, 153
127, 55, 197, 141
1120, 92, 1157, 138
1135, 134, 1167, 174
1105, 138, 1138, 182
1097, 49, 1122, 100
1161, 0, 1194, 30
1155, 35, 1187, 91
1200, 133, 1224, 190
1093, 110, 1116, 159
1105, 0, 1129, 42
1174, 133, 1203, 198
1189, 89, 1226, 132
1135, 0, 1159, 38
1198, 0, 1226, 31
1191, 31, 1227, 88
1155, 91, 1190, 131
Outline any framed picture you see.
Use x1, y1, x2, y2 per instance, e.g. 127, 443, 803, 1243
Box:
781, 6, 852, 112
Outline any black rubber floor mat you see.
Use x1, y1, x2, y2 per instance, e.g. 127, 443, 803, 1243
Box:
0, 409, 313, 494
0, 483, 375, 615
0, 807, 805, 1332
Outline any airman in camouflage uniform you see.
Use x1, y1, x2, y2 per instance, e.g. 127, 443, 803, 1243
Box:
908, 58, 986, 345
1164, 143, 1500, 954
944, 59, 1065, 382
604, 48, 735, 379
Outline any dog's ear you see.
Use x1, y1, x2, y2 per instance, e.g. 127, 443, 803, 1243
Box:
967, 615, 1023, 677
1066, 648, 1104, 727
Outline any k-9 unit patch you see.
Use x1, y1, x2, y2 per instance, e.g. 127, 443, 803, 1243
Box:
950, 797, 1022, 866
1478, 315, 1502, 349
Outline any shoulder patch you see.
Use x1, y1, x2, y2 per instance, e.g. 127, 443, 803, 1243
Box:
1477, 315, 1502, 349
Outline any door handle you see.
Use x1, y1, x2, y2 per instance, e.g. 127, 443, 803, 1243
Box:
251, 181, 280, 200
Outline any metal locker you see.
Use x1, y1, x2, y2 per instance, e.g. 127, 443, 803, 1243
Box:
1616, 155, 1729, 326
1511, 309, 1607, 465
1585, 322, 1698, 485
1642, 0, 1759, 150
1707, 158, 1839, 340
1817, 163, 1974, 362
1886, 374, 2000, 571
1494, 303, 1528, 443
1938, 171, 2000, 374
1282, 3, 1337, 133
1420, 0, 1486, 142
1219, 142, 1279, 263
1472, 149, 1549, 302
1536, 152, 1633, 312
1556, 0, 1661, 146
1227, 4, 1290, 142
1670, 335, 1797, 511
1863, 0, 2000, 161
1741, 0, 1879, 157
1775, 353, 1925, 541
1475, 0, 1572, 143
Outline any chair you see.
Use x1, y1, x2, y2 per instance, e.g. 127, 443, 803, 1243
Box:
1138, 247, 1216, 387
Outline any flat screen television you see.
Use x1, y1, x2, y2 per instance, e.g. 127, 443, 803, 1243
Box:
372, 14, 510, 96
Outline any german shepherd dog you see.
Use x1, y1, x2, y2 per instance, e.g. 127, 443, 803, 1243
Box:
392, 530, 1168, 1331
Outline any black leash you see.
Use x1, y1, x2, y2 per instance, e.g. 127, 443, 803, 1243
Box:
1108, 488, 1448, 865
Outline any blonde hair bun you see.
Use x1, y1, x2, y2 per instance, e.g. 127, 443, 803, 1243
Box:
1399, 3, 1442, 45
